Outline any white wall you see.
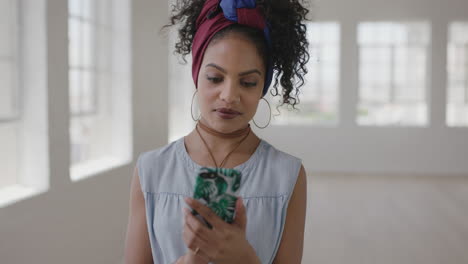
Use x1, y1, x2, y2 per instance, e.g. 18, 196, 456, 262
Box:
255, 0, 468, 176
0, 0, 168, 263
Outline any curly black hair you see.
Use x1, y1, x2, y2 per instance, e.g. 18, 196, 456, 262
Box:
161, 0, 310, 111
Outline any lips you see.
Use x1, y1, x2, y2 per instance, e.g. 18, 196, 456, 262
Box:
216, 108, 241, 115
215, 108, 241, 119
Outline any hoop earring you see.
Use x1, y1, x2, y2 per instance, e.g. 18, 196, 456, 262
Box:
191, 90, 201, 122
252, 97, 271, 129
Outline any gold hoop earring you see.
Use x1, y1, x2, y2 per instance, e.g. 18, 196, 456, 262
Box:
252, 97, 271, 129
191, 90, 201, 122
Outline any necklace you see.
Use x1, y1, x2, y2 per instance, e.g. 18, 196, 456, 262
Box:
195, 121, 251, 168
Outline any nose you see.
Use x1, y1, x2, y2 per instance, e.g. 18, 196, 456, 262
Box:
219, 79, 240, 104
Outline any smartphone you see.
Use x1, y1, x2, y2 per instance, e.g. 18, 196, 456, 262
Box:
190, 167, 242, 228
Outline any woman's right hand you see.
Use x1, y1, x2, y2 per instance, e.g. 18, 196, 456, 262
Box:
185, 250, 210, 264
175, 251, 210, 264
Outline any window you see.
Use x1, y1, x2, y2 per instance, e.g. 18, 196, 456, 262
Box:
0, 0, 19, 190
68, 0, 132, 181
0, 0, 48, 208
272, 22, 340, 126
447, 22, 468, 127
357, 22, 430, 126
168, 21, 197, 143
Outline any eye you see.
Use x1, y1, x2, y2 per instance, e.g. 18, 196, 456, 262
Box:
207, 76, 222, 83
241, 81, 257, 87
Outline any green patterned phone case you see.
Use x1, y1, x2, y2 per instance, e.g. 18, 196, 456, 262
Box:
191, 167, 242, 228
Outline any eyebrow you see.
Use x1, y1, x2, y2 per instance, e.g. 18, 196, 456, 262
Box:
205, 63, 262, 76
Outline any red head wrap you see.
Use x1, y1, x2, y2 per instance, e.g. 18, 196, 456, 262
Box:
191, 0, 272, 96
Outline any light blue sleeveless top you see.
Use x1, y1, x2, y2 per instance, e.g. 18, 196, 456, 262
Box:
137, 136, 302, 264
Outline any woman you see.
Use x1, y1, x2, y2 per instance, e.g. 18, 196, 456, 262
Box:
124, 0, 310, 263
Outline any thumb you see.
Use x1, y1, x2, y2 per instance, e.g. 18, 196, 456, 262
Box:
233, 197, 247, 231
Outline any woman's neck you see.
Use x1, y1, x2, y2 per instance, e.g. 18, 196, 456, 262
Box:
187, 119, 258, 157
198, 119, 250, 138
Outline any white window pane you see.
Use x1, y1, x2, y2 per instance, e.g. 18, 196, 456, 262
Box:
69, 0, 82, 17
70, 117, 92, 163
309, 53, 321, 66
451, 22, 468, 43
81, 71, 96, 113
82, 22, 95, 68
395, 83, 424, 102
448, 84, 465, 103
393, 46, 426, 102
68, 18, 81, 67
69, 0, 95, 20
82, 0, 94, 20
322, 46, 338, 62
308, 22, 339, 44
361, 47, 392, 66
359, 22, 429, 45
68, 16, 96, 69
447, 104, 468, 126
322, 82, 338, 95
406, 23, 430, 44
323, 24, 339, 43
273, 22, 340, 126
361, 84, 390, 102
322, 67, 336, 82
448, 45, 466, 80
69, 69, 81, 114
359, 23, 393, 44
362, 65, 391, 84
69, 0, 132, 172
305, 78, 320, 99
358, 22, 429, 126
447, 22, 468, 127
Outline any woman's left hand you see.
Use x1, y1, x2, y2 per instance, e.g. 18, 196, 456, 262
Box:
182, 197, 260, 264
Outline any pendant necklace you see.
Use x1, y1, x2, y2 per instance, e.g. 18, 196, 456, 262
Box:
195, 121, 251, 168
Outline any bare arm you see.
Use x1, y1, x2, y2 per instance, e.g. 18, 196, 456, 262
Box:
273, 164, 307, 264
124, 166, 154, 264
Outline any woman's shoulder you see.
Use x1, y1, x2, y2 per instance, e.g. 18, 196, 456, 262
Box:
240, 138, 303, 198
136, 138, 186, 193
137, 138, 182, 164
136, 138, 186, 183
260, 138, 302, 165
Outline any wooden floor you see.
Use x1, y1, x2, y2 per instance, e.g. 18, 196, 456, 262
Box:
302, 173, 468, 264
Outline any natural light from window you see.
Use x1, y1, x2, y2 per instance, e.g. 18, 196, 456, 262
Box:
357, 22, 430, 126
447, 22, 468, 127
68, 0, 132, 181
0, 0, 19, 190
0, 0, 49, 208
272, 22, 340, 126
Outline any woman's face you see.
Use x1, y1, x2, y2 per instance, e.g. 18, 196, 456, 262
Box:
196, 33, 265, 133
